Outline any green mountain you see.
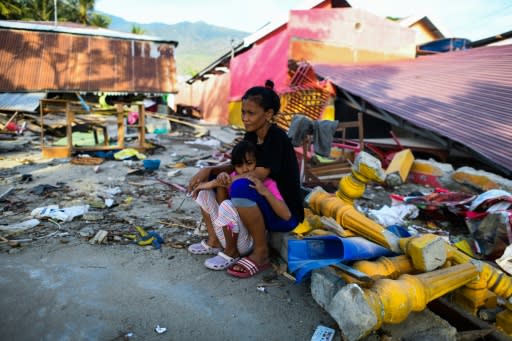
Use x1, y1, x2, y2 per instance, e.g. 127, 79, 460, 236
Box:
105, 13, 248, 77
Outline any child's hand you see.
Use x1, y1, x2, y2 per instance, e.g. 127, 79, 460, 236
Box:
246, 175, 269, 196
216, 172, 231, 187
191, 180, 216, 198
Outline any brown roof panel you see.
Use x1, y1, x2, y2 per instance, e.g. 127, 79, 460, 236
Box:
0, 23, 177, 93
313, 45, 512, 173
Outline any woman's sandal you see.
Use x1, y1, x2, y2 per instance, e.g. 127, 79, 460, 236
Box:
227, 256, 271, 278
204, 252, 240, 271
188, 240, 222, 255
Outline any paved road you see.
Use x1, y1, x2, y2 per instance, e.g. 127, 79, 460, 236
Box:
0, 241, 336, 341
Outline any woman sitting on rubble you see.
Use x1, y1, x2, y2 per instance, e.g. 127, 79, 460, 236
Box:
188, 139, 291, 271
187, 85, 304, 278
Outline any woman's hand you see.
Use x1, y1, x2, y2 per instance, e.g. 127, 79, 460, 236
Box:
246, 175, 269, 197
187, 167, 211, 193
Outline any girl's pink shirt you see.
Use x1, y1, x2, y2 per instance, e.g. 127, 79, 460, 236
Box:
229, 172, 283, 200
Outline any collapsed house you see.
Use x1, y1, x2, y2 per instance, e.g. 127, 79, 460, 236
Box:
0, 20, 179, 157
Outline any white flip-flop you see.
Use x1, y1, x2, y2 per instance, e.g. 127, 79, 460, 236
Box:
204, 252, 240, 270
188, 240, 222, 255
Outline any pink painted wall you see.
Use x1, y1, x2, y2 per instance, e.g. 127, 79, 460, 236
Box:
229, 26, 290, 101
175, 72, 230, 125
287, 9, 416, 62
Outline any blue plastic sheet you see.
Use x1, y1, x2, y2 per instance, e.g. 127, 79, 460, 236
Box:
288, 235, 395, 283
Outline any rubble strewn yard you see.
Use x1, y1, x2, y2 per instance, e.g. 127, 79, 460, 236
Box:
1, 123, 512, 341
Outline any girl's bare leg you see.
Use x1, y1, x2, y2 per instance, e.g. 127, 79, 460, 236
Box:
201, 208, 222, 248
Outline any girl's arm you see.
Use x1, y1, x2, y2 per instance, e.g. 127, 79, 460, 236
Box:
246, 175, 291, 220
188, 163, 234, 193
230, 166, 270, 182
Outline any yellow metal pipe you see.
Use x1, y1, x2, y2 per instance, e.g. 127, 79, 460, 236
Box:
496, 303, 512, 335
336, 173, 366, 205
353, 255, 415, 280
336, 151, 386, 205
330, 263, 479, 340
447, 245, 512, 300
308, 190, 400, 252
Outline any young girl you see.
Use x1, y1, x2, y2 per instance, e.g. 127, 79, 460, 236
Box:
189, 86, 303, 278
188, 140, 290, 271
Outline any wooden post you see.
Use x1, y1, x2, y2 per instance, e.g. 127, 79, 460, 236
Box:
116, 104, 125, 149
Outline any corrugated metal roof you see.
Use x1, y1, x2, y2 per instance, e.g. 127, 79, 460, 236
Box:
0, 92, 46, 112
313, 45, 512, 173
0, 27, 177, 93
0, 20, 178, 45
186, 0, 350, 84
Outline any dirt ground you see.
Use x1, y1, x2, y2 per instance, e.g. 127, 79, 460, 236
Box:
1, 122, 499, 341
0, 126, 348, 341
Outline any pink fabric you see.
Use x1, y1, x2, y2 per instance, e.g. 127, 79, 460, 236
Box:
262, 178, 283, 200
229, 172, 283, 200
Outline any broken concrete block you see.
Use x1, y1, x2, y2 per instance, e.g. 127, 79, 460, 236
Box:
89, 230, 108, 244
385, 149, 414, 186
452, 166, 512, 193
311, 267, 347, 310
400, 234, 447, 272
270, 232, 294, 262
327, 283, 378, 341
380, 309, 457, 341
408, 158, 454, 188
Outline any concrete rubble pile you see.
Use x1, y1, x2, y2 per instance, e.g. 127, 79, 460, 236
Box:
2, 119, 512, 340
279, 150, 512, 340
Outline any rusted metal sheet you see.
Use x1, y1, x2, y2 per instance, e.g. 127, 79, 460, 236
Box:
313, 45, 512, 174
0, 22, 177, 93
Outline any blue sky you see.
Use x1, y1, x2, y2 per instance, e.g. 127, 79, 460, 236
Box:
96, 0, 512, 41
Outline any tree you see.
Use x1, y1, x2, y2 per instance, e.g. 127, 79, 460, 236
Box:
131, 24, 146, 35
7, 0, 110, 28
21, 0, 54, 21
78, 0, 94, 24
0, 0, 23, 19
89, 12, 111, 28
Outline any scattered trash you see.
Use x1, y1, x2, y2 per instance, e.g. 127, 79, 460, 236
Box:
184, 137, 221, 148
0, 219, 40, 233
0, 186, 14, 200
154, 325, 167, 334
167, 169, 182, 177
123, 160, 142, 168
123, 226, 164, 249
79, 227, 95, 237
30, 184, 59, 195
31, 204, 89, 222
114, 148, 146, 160
89, 230, 108, 244
367, 204, 419, 227
496, 244, 512, 275
70, 156, 104, 165
143, 159, 161, 171
256, 286, 267, 293
20, 174, 33, 183
311, 325, 336, 341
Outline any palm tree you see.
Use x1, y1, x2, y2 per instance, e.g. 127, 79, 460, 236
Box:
89, 12, 111, 28
131, 24, 146, 35
78, 0, 94, 24
22, 0, 54, 21
0, 0, 23, 19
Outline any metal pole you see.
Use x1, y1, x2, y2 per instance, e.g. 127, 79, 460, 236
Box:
54, 0, 57, 25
